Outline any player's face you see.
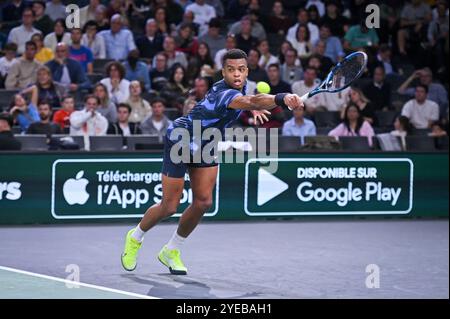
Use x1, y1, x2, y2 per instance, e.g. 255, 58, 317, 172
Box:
222, 58, 248, 90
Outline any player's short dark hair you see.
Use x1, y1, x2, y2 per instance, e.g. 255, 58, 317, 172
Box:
117, 103, 132, 113
222, 49, 248, 67
416, 83, 429, 93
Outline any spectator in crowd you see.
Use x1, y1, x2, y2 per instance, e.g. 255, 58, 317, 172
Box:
266, 63, 291, 94
363, 66, 392, 111
316, 24, 345, 63
175, 23, 199, 57
107, 103, 142, 136
186, 0, 217, 36
346, 86, 377, 125
8, 93, 39, 133
306, 54, 325, 80
206, 0, 224, 18
161, 64, 189, 112
45, 0, 66, 21
374, 44, 397, 75
398, 67, 448, 118
46, 42, 91, 92
148, 0, 184, 26
321, 85, 351, 113
31, 33, 54, 64
152, 6, 172, 36
81, 21, 106, 60
306, 0, 325, 17
292, 67, 325, 113
20, 65, 64, 109
69, 94, 108, 136
282, 105, 316, 144
26, 99, 62, 135
69, 28, 94, 74
429, 121, 448, 137
320, 0, 349, 38
287, 8, 319, 46
344, 20, 379, 51
280, 48, 303, 85
401, 84, 439, 129
124, 49, 151, 92
226, 0, 250, 21
32, 1, 53, 36
2, 0, 31, 25
234, 16, 258, 54
312, 40, 334, 78
427, 0, 448, 74
135, 18, 164, 62
214, 34, 237, 70
105, 0, 125, 20
52, 95, 75, 130
329, 103, 375, 146
187, 42, 215, 82
99, 14, 137, 61
307, 4, 321, 25
182, 97, 197, 116
5, 41, 40, 90
150, 53, 170, 91
257, 40, 279, 71
265, 1, 293, 35
192, 77, 209, 102
93, 83, 118, 123
229, 12, 266, 42
290, 24, 314, 62
198, 17, 225, 60
43, 18, 71, 52
79, 0, 101, 28
100, 61, 131, 104
0, 112, 21, 151
397, 0, 432, 56
94, 4, 110, 32
0, 43, 18, 88
126, 80, 152, 124
139, 98, 172, 138
247, 49, 268, 83
390, 115, 412, 150
179, 9, 200, 36
161, 36, 188, 69
7, 8, 42, 54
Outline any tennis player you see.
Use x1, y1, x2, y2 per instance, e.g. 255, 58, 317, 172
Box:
121, 49, 304, 275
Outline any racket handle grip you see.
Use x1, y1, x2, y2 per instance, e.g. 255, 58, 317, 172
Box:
287, 92, 309, 110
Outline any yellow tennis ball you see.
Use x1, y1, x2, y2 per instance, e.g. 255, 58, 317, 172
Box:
256, 81, 271, 94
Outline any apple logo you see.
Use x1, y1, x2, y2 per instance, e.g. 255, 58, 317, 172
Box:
63, 170, 90, 205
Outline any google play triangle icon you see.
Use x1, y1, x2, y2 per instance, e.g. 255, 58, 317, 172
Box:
257, 168, 289, 206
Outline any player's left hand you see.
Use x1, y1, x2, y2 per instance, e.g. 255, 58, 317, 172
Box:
251, 110, 271, 125
284, 94, 304, 111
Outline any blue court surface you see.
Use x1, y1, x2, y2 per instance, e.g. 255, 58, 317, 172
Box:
0, 220, 448, 299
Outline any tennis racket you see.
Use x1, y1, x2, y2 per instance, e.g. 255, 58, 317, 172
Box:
295, 51, 368, 105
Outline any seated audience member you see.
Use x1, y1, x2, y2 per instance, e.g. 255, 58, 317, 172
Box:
280, 48, 303, 85
69, 28, 94, 74
429, 121, 448, 137
266, 63, 291, 94
32, 1, 53, 36
0, 43, 18, 88
69, 95, 108, 136
135, 18, 164, 61
198, 17, 225, 60
346, 86, 377, 125
258, 39, 279, 71
328, 103, 375, 146
100, 61, 131, 104
107, 103, 142, 136
292, 67, 325, 113
124, 50, 151, 92
390, 115, 412, 150
233, 16, 258, 54
81, 21, 106, 59
8, 94, 40, 133
161, 64, 189, 113
93, 83, 118, 123
282, 106, 317, 144
187, 42, 215, 82
44, 18, 72, 52
161, 36, 188, 69
363, 66, 391, 111
5, 41, 41, 90
290, 23, 314, 61
53, 95, 75, 130
192, 77, 210, 102
21, 65, 64, 109
247, 49, 268, 83
343, 20, 379, 51
175, 23, 199, 57
401, 84, 440, 129
150, 53, 170, 91
139, 98, 172, 138
31, 33, 54, 64
126, 81, 152, 124
26, 99, 62, 135
214, 34, 237, 70
7, 8, 42, 54
46, 43, 91, 92
0, 113, 21, 151
99, 14, 137, 61
45, 0, 66, 21
265, 1, 293, 35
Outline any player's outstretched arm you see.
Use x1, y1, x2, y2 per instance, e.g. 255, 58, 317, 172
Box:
228, 93, 304, 111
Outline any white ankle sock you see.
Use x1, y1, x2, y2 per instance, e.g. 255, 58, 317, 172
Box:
131, 224, 146, 242
166, 230, 186, 250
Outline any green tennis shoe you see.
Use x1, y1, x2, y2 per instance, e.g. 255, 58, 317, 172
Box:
121, 228, 142, 271
158, 245, 187, 275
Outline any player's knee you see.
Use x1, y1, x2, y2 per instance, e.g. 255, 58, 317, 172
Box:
193, 197, 213, 212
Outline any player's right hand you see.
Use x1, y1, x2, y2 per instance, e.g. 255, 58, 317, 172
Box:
284, 94, 304, 111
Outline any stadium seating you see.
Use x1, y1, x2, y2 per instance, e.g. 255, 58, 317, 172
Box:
375, 111, 397, 128
278, 136, 302, 152
405, 136, 436, 151
339, 136, 372, 151
126, 135, 161, 150
89, 135, 124, 151
92, 59, 114, 74
314, 111, 341, 128
0, 89, 19, 110
14, 135, 48, 151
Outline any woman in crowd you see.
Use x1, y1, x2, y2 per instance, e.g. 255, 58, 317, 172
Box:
31, 33, 54, 64
44, 18, 71, 52
290, 24, 313, 63
264, 1, 293, 35
161, 64, 189, 114
175, 23, 199, 57
93, 83, 118, 123
187, 42, 215, 82
21, 66, 64, 109
343, 86, 377, 125
100, 61, 131, 104
81, 20, 106, 59
126, 80, 152, 124
390, 115, 412, 150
